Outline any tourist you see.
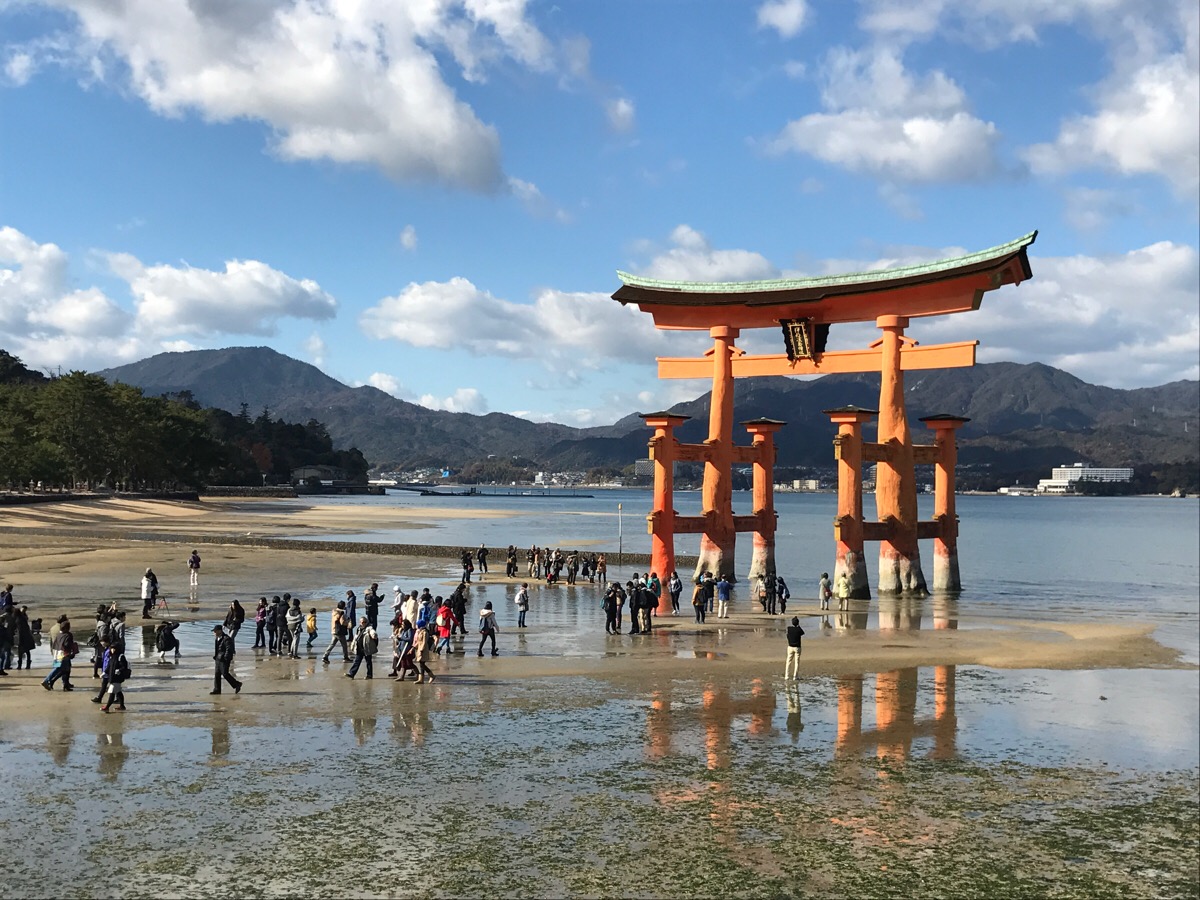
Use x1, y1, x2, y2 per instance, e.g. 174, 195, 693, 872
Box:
100, 639, 130, 712
596, 554, 607, 587
716, 574, 732, 619
343, 591, 358, 642
412, 620, 436, 683
89, 605, 110, 678
702, 573, 716, 615
835, 572, 850, 610
819, 573, 833, 611
306, 607, 319, 649
277, 596, 294, 656
641, 584, 656, 633
784, 617, 805, 681
515, 583, 529, 628
627, 581, 642, 634
362, 583, 382, 630
14, 605, 35, 670
140, 568, 158, 619
108, 611, 126, 649
322, 601, 351, 663
449, 584, 469, 635
154, 620, 180, 663
691, 578, 707, 624
756, 573, 771, 613
415, 593, 434, 631
434, 598, 453, 655
460, 549, 473, 584
265, 596, 280, 653
286, 599, 303, 658
612, 580, 625, 631
252, 598, 267, 648
477, 543, 489, 576
602, 584, 619, 634
506, 545, 518, 577
777, 575, 790, 614
210, 625, 242, 695
477, 601, 499, 656
402, 590, 419, 630
91, 637, 112, 704
223, 600, 244, 642
526, 545, 537, 578
391, 585, 405, 615
668, 571, 683, 615
42, 620, 77, 690
0, 614, 10, 677
394, 618, 419, 680
346, 616, 377, 679
187, 549, 201, 587
648, 572, 662, 615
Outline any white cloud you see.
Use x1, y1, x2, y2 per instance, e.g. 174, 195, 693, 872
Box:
639, 225, 779, 281
114, 254, 337, 338
757, 0, 810, 38
1024, 49, 1199, 195
4, 51, 33, 85
304, 332, 328, 368
765, 46, 1000, 183
605, 96, 636, 132
914, 241, 1200, 388
419, 387, 489, 414
18, 0, 582, 191
399, 225, 418, 251
508, 177, 571, 222
367, 372, 411, 398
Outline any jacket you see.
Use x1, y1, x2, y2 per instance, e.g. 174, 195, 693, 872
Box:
213, 633, 235, 663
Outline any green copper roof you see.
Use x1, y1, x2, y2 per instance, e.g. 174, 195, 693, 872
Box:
616, 231, 1036, 294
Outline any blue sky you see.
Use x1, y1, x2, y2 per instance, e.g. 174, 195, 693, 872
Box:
1, 0, 1196, 425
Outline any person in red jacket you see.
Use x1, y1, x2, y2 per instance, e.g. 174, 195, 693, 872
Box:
434, 599, 453, 655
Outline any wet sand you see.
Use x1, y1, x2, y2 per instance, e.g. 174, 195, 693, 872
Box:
1, 498, 1196, 898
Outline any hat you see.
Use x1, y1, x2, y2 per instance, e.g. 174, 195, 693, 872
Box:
212, 625, 223, 633
393, 585, 402, 592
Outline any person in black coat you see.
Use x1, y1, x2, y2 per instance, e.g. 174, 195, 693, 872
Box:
210, 626, 242, 695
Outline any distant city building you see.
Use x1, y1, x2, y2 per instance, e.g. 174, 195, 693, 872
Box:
794, 478, 820, 491
1037, 462, 1134, 494
633, 459, 654, 479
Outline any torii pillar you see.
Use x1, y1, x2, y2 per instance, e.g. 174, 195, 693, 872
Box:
825, 406, 876, 599
744, 418, 784, 583
875, 315, 927, 596
641, 412, 690, 580
920, 415, 969, 592
696, 325, 739, 580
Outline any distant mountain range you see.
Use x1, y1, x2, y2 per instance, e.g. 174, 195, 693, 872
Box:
100, 347, 1199, 476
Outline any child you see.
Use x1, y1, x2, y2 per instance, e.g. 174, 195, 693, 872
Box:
306, 607, 318, 648
101, 642, 129, 711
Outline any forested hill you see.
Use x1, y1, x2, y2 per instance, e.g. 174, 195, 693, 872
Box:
99, 347, 1199, 480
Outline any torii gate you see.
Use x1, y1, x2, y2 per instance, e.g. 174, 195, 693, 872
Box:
612, 231, 1036, 596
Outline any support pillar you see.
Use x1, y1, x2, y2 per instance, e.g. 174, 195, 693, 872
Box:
744, 418, 784, 583
696, 326, 739, 581
641, 413, 690, 583
920, 415, 969, 593
874, 316, 927, 595
825, 406, 875, 599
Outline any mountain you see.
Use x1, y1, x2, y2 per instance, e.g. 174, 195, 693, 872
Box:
99, 347, 1199, 474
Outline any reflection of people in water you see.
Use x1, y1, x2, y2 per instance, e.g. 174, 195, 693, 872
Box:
784, 687, 804, 744
47, 716, 75, 767
211, 719, 230, 759
97, 730, 129, 781
352, 716, 377, 746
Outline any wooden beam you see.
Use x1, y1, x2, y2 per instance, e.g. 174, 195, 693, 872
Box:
657, 341, 977, 380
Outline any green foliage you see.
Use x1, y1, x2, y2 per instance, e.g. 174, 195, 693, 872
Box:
455, 458, 537, 484
0, 351, 371, 490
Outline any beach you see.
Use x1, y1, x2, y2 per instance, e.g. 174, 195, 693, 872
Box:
0, 496, 1196, 898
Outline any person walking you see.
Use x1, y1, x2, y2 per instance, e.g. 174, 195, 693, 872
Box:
363, 584, 382, 631
187, 550, 201, 588
602, 584, 619, 634
596, 554, 607, 587
514, 583, 529, 628
777, 575, 790, 614
819, 573, 833, 611
691, 580, 707, 624
322, 601, 351, 663
100, 641, 130, 712
784, 617, 805, 681
91, 637, 112, 704
305, 607, 319, 649
716, 574, 732, 619
476, 544, 489, 576
434, 598, 453, 656
42, 622, 77, 690
140, 568, 158, 619
449, 585, 469, 636
346, 617, 377, 679
477, 602, 499, 656
210, 625, 242, 695
668, 572, 682, 615
14, 605, 35, 671
412, 620, 436, 683
343, 591, 358, 642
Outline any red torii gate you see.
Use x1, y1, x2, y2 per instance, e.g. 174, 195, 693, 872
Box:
613, 232, 1036, 596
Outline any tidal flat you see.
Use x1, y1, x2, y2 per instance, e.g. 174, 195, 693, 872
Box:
2, 669, 1196, 899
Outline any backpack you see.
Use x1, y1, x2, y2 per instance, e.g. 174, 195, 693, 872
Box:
363, 630, 379, 655
116, 654, 131, 681
156, 629, 170, 651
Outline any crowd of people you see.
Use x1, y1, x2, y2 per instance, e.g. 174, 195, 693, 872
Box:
2, 546, 853, 711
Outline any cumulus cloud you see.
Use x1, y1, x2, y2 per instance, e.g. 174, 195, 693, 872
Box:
304, 333, 328, 368
639, 225, 779, 282
112, 254, 337, 338
419, 387, 489, 415
757, 0, 810, 38
913, 241, 1200, 388
366, 372, 412, 398
16, 0, 582, 191
765, 46, 1000, 183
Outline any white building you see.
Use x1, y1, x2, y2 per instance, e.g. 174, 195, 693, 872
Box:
1037, 462, 1134, 493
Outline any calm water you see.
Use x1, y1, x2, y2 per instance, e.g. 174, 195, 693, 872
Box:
287, 490, 1200, 654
